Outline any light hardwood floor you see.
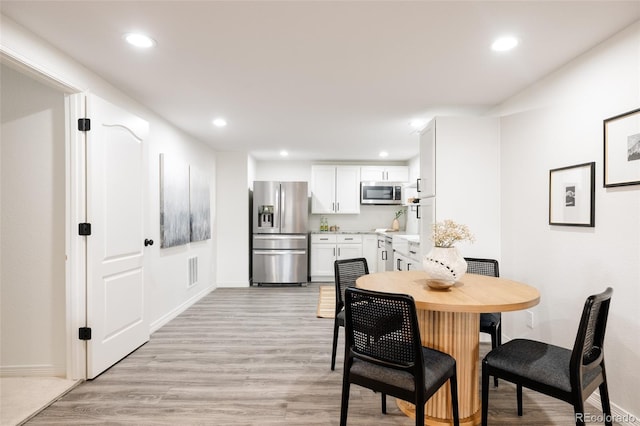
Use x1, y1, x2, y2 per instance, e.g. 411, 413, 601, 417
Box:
26, 284, 613, 425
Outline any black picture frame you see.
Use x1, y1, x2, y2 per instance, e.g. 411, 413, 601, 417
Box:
549, 162, 595, 227
603, 107, 640, 187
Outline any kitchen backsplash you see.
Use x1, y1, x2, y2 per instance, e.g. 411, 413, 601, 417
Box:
309, 205, 407, 232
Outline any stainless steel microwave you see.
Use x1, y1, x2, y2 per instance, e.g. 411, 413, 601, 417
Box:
360, 181, 403, 205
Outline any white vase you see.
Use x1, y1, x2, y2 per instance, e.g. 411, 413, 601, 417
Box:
422, 246, 467, 288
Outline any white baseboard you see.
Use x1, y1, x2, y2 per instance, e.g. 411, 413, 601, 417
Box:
149, 284, 216, 333
217, 281, 250, 288
0, 364, 63, 377
587, 393, 640, 426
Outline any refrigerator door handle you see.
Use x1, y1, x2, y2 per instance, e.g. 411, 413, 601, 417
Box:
254, 250, 307, 255
278, 184, 285, 232
254, 235, 306, 240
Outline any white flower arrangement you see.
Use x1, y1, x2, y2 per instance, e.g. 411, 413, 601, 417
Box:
432, 219, 475, 248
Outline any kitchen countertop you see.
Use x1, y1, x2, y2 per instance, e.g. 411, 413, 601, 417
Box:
310, 230, 413, 235
310, 230, 377, 235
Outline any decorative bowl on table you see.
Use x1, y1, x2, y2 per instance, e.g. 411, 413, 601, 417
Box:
424, 279, 456, 290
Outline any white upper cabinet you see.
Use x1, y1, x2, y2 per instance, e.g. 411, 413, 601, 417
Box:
418, 121, 436, 198
310, 166, 336, 214
360, 165, 409, 182
311, 165, 360, 214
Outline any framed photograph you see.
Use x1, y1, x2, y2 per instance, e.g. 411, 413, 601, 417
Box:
549, 162, 595, 227
604, 107, 640, 187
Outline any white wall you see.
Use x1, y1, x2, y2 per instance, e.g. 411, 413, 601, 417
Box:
494, 21, 640, 418
433, 117, 501, 259
215, 151, 250, 287
1, 64, 66, 376
145, 123, 217, 331
1, 16, 218, 361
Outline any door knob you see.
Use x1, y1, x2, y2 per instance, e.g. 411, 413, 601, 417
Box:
144, 239, 154, 247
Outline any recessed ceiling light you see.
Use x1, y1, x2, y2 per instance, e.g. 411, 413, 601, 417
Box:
492, 36, 518, 52
124, 33, 156, 48
379, 151, 389, 158
280, 150, 289, 157
212, 118, 227, 127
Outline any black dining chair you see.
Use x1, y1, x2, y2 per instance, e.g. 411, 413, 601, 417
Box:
481, 287, 613, 426
464, 257, 501, 386
340, 287, 460, 426
331, 258, 403, 371
331, 258, 369, 371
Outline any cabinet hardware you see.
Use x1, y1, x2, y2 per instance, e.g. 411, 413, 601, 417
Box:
78, 327, 92, 340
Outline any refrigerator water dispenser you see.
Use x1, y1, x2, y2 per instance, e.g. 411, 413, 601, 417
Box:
258, 205, 274, 229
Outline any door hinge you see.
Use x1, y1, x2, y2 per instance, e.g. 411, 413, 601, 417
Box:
78, 118, 91, 131
78, 223, 92, 236
78, 327, 92, 340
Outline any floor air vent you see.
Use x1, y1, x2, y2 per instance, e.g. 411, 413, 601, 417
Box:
188, 256, 198, 287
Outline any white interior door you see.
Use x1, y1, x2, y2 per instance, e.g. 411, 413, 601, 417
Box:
83, 93, 149, 378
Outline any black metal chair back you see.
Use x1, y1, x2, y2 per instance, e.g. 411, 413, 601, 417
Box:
331, 258, 369, 371
570, 287, 612, 397
335, 258, 369, 316
465, 257, 501, 386
347, 287, 420, 371
465, 258, 499, 277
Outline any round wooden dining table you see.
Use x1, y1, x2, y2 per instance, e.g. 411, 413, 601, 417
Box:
356, 270, 540, 426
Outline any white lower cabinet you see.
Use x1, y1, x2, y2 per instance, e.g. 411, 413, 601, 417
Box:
393, 252, 421, 271
310, 233, 365, 281
392, 237, 422, 271
362, 234, 378, 274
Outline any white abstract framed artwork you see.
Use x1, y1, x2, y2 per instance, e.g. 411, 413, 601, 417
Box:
189, 166, 211, 242
160, 154, 190, 248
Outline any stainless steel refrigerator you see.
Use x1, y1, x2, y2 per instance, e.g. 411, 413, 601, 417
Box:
251, 181, 308, 285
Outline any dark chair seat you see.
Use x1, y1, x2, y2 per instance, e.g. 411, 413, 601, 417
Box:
483, 339, 602, 394
482, 287, 613, 426
350, 347, 456, 396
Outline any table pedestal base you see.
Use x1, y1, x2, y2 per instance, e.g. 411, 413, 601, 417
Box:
397, 400, 481, 426
408, 310, 481, 425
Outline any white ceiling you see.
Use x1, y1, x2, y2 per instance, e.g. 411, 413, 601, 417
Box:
2, 1, 639, 161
